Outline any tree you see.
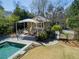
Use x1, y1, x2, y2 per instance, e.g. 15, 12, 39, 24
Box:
66, 0, 79, 40
66, 0, 79, 28
49, 6, 65, 27
47, 3, 54, 19
54, 6, 65, 22
0, 1, 4, 10
67, 15, 79, 40
0, 14, 19, 35
0, 2, 19, 34
68, 0, 79, 16
0, 1, 4, 18
46, 0, 66, 27
31, 0, 48, 17
48, 3, 54, 12
67, 0, 79, 29
13, 4, 34, 20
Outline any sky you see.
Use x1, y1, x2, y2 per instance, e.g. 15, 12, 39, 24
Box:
0, 0, 74, 12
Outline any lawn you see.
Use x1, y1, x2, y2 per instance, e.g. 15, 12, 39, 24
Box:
21, 42, 79, 59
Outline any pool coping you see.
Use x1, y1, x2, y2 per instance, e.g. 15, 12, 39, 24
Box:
0, 40, 32, 59
8, 42, 32, 59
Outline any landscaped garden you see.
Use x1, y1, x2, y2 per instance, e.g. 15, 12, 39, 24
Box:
0, 0, 79, 59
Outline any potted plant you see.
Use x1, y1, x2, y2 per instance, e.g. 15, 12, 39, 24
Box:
51, 25, 62, 39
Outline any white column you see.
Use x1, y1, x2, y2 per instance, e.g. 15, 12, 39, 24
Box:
16, 22, 18, 40
30, 22, 32, 33
16, 23, 17, 34
43, 22, 44, 31
36, 23, 38, 36
24, 22, 25, 30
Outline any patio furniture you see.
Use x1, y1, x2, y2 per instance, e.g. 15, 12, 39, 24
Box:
23, 30, 29, 34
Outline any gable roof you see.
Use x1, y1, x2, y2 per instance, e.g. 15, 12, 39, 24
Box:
33, 16, 49, 22
18, 19, 39, 23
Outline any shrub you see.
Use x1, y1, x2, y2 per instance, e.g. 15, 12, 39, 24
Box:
0, 15, 19, 35
68, 16, 79, 29
51, 25, 62, 31
37, 32, 48, 41
46, 28, 51, 35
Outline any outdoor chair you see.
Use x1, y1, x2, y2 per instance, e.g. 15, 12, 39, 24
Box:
23, 30, 29, 35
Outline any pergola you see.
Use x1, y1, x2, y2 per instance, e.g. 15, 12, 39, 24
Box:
17, 19, 39, 34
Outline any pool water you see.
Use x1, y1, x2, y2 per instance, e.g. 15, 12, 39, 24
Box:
0, 42, 25, 59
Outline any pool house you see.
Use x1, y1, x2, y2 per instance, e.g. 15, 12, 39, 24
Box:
17, 16, 50, 35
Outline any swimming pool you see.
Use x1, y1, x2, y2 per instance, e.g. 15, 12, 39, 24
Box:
0, 41, 25, 59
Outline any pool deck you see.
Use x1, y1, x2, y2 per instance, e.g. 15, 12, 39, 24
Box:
0, 34, 35, 45
0, 38, 33, 45
0, 34, 59, 46
0, 34, 58, 59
